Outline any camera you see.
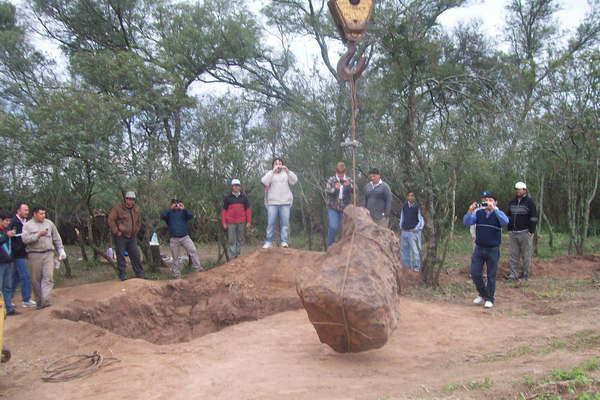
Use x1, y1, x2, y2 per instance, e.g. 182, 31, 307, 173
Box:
477, 202, 488, 208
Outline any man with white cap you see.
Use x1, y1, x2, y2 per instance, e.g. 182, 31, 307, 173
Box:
222, 179, 252, 258
108, 191, 145, 281
506, 182, 538, 281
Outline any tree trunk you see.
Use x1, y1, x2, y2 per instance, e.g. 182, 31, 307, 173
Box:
62, 257, 72, 279
149, 245, 161, 273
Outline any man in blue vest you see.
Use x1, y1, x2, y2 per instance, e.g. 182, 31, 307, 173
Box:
399, 191, 425, 272
463, 191, 509, 309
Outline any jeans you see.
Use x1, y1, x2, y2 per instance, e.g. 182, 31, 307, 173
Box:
113, 235, 145, 280
326, 208, 344, 247
14, 257, 32, 302
401, 230, 422, 271
0, 262, 15, 312
470, 245, 500, 303
266, 205, 291, 245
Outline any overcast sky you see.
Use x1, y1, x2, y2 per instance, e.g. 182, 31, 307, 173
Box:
8, 0, 592, 92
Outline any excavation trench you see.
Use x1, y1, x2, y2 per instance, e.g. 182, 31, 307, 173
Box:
53, 249, 324, 344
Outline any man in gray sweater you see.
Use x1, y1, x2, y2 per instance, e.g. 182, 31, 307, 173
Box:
21, 207, 66, 309
364, 168, 393, 228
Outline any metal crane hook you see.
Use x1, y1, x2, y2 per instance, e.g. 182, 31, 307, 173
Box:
336, 41, 367, 82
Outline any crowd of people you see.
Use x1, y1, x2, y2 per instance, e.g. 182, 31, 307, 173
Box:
0, 158, 537, 315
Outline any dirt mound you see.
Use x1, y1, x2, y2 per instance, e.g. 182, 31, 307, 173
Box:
53, 248, 324, 344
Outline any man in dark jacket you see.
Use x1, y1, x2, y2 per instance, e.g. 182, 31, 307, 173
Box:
161, 199, 203, 278
463, 192, 509, 309
9, 203, 35, 308
0, 209, 18, 315
221, 180, 252, 258
108, 191, 145, 281
506, 182, 538, 281
364, 168, 392, 228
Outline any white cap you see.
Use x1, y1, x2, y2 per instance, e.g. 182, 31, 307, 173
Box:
125, 191, 136, 199
231, 179, 241, 186
515, 182, 527, 190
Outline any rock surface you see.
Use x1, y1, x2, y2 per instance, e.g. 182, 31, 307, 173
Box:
296, 205, 402, 352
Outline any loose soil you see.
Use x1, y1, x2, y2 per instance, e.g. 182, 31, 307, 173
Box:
2, 249, 599, 399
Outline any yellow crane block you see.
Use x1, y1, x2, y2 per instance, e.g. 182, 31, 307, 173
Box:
0, 297, 9, 363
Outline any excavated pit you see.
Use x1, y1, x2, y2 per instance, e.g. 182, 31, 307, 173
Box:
53, 249, 325, 344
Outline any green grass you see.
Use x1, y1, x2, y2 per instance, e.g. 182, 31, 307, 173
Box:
517, 358, 600, 400
482, 331, 600, 363
442, 377, 493, 394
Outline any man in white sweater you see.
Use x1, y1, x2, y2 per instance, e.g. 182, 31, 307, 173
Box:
21, 207, 66, 309
261, 158, 298, 248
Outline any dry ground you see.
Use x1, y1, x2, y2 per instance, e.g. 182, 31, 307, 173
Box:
1, 249, 599, 400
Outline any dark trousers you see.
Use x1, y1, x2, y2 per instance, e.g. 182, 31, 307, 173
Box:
113, 235, 145, 280
470, 245, 500, 303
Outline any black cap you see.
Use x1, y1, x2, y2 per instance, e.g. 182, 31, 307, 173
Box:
480, 191, 496, 200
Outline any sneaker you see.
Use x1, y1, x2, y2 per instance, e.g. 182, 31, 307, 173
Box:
7, 309, 20, 316
36, 303, 51, 310
281, 242, 289, 248
22, 300, 37, 308
505, 274, 519, 282
484, 301, 494, 309
473, 296, 484, 305
262, 242, 273, 249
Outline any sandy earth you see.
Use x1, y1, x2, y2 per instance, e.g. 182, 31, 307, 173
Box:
1, 249, 599, 400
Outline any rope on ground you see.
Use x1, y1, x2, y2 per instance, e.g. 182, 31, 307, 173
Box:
42, 351, 120, 382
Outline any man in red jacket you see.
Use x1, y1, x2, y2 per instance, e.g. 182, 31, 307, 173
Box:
222, 179, 252, 259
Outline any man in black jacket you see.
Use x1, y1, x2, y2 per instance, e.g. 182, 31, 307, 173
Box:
506, 182, 538, 281
10, 203, 36, 308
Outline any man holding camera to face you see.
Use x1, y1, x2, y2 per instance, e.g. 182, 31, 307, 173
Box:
161, 199, 203, 278
325, 162, 353, 247
463, 191, 509, 309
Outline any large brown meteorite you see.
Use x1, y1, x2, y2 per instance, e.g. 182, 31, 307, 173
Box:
297, 205, 402, 353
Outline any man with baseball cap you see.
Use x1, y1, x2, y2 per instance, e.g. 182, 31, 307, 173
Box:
506, 181, 538, 281
463, 191, 509, 309
222, 179, 252, 258
108, 191, 145, 280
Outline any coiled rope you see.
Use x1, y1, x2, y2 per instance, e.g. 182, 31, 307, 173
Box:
42, 351, 120, 382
